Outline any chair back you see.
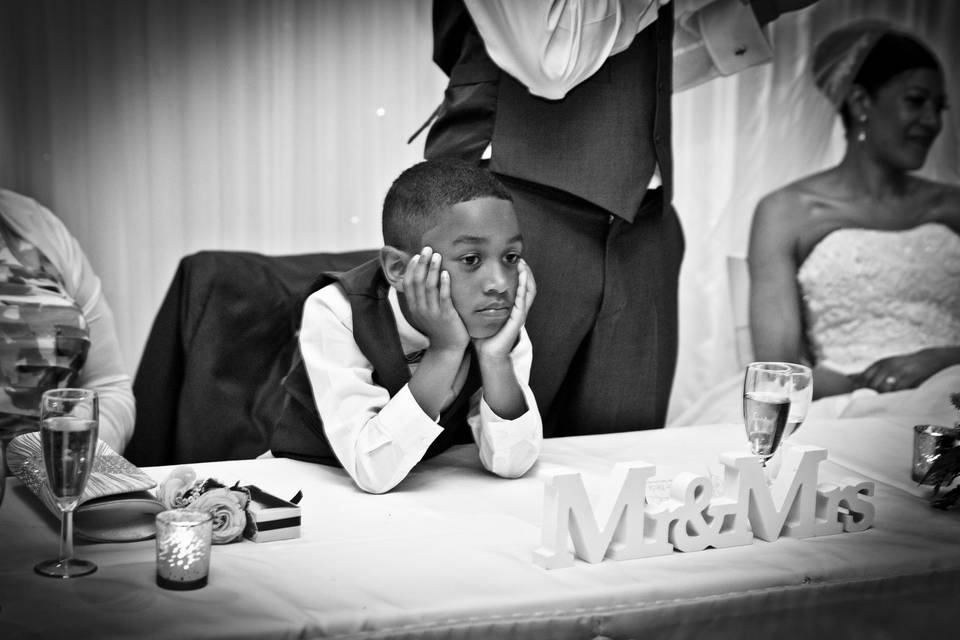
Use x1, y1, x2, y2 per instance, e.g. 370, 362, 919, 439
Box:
126, 249, 377, 466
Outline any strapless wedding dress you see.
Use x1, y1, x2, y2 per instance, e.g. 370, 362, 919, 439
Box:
669, 222, 960, 428
797, 222, 960, 375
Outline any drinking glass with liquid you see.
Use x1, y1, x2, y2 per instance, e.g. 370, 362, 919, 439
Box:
742, 362, 792, 466
34, 388, 99, 578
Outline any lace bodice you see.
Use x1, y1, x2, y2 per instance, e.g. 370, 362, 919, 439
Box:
797, 223, 960, 374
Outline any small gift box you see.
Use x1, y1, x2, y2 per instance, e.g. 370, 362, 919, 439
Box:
242, 486, 302, 543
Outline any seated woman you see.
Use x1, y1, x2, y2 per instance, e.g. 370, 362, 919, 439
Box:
674, 21, 959, 428
0, 189, 134, 453
748, 21, 959, 421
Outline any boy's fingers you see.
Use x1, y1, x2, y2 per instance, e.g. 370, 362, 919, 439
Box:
514, 269, 527, 311
416, 247, 433, 281
425, 252, 443, 312
404, 254, 422, 303
407, 248, 434, 309
427, 251, 442, 284
520, 260, 536, 310
439, 270, 451, 305
406, 253, 421, 275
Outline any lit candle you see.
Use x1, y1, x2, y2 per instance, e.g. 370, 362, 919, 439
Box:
912, 424, 959, 483
156, 509, 213, 590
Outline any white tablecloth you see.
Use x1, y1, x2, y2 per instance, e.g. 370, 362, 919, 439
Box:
1, 418, 958, 639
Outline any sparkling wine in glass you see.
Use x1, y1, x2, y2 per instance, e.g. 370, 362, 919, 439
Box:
743, 362, 792, 466
783, 363, 813, 439
34, 388, 99, 579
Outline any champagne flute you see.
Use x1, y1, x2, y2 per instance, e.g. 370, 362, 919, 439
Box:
34, 388, 99, 578
783, 363, 813, 439
742, 362, 792, 467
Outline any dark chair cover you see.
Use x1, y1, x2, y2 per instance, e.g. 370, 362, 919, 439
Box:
126, 249, 377, 466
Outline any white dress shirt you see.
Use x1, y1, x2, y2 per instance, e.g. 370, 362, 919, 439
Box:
463, 0, 774, 99
299, 281, 543, 494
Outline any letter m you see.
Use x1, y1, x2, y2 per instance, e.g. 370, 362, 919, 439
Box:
532, 463, 664, 569
721, 445, 828, 542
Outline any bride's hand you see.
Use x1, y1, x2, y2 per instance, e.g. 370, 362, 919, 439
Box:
854, 348, 958, 393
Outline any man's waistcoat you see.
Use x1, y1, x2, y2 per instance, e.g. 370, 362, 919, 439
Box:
424, 0, 674, 222
271, 259, 480, 466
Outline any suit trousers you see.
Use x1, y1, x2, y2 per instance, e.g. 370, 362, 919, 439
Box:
498, 175, 684, 437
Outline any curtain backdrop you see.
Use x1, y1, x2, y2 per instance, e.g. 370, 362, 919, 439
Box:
0, 0, 956, 423
0, 0, 445, 375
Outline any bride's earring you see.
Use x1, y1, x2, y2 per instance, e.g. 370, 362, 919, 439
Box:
857, 114, 868, 143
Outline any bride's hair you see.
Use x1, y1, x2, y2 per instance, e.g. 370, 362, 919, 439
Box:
812, 21, 942, 129
839, 33, 941, 129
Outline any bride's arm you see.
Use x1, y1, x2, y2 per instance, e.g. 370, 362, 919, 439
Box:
748, 192, 856, 400
810, 365, 857, 399
748, 192, 806, 362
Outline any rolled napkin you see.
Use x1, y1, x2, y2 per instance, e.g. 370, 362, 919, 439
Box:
158, 469, 251, 544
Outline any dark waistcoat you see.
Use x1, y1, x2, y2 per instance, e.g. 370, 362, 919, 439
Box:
425, 0, 674, 222
271, 259, 480, 466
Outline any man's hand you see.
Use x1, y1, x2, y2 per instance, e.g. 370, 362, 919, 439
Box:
473, 259, 537, 360
402, 247, 470, 355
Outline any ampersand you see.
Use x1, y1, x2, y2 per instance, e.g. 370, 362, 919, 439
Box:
666, 473, 715, 552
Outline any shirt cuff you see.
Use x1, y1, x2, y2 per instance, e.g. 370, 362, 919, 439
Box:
697, 0, 774, 76
367, 384, 443, 455
476, 388, 543, 477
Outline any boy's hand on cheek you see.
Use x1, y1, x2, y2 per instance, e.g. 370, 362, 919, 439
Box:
403, 247, 470, 354
474, 259, 537, 360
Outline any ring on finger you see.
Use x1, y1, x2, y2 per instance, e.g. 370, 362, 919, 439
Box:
884, 375, 897, 387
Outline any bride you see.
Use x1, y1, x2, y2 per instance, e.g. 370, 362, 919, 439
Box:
679, 21, 960, 427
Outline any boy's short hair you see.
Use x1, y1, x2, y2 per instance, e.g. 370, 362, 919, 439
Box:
382, 160, 513, 252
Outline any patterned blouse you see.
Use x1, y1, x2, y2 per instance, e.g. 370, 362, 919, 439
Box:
0, 220, 89, 418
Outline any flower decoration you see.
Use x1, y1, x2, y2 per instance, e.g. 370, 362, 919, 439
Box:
158, 467, 251, 544
157, 466, 197, 509
191, 485, 250, 544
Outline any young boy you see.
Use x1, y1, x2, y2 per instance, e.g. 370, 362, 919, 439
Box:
272, 160, 541, 493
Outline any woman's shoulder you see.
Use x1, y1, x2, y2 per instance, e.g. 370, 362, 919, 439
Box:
753, 171, 859, 267
913, 177, 960, 229
0, 188, 43, 223
757, 171, 838, 211
1, 188, 48, 216
0, 189, 85, 294
0, 188, 71, 239
753, 173, 837, 233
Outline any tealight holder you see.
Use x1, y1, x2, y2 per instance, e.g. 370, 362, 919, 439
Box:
155, 509, 213, 590
912, 424, 960, 484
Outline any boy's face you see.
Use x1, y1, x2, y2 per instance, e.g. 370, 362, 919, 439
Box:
420, 197, 523, 339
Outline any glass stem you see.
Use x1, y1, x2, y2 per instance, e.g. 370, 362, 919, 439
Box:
60, 507, 75, 562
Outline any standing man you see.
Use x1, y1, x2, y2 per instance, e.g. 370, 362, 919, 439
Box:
421, 0, 815, 437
